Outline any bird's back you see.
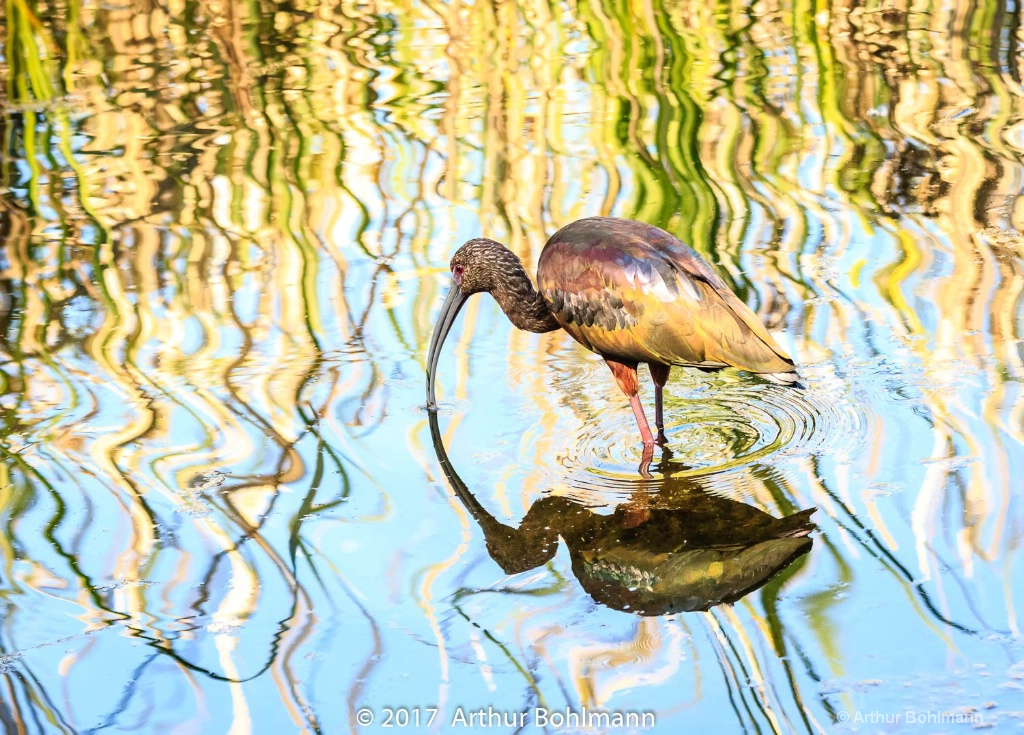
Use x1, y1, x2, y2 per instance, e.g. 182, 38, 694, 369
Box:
537, 217, 796, 378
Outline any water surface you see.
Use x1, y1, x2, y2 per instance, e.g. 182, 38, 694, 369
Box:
1, 0, 1023, 732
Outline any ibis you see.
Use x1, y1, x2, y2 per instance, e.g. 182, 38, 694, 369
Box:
425, 217, 797, 445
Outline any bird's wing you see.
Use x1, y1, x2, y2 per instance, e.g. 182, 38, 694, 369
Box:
538, 219, 795, 374
657, 269, 797, 374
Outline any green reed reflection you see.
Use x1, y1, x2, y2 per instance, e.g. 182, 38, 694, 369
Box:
1, 0, 1023, 731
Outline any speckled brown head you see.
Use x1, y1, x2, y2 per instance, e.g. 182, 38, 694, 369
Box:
448, 238, 525, 295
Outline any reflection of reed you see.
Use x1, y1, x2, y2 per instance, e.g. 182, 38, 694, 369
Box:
419, 0, 1022, 726
2, 0, 383, 727
2, 0, 1023, 729
430, 409, 821, 725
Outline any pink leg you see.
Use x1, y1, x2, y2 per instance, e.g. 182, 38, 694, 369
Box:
628, 394, 656, 445
605, 358, 656, 446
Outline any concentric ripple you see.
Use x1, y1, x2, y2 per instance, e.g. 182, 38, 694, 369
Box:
416, 397, 472, 416
557, 362, 872, 498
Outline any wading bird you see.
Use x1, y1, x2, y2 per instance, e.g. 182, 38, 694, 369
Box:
425, 217, 797, 446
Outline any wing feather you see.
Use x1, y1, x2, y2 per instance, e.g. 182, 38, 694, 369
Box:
537, 218, 795, 375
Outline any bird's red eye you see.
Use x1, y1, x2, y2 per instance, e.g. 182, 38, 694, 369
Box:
453, 264, 464, 278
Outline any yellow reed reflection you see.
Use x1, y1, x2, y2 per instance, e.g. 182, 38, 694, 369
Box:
1, 0, 1023, 730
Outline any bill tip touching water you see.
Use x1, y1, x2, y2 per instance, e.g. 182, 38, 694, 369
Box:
426, 216, 798, 446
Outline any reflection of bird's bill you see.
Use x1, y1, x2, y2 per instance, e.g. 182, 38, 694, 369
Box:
428, 411, 817, 616
427, 409, 465, 494
425, 284, 468, 411
427, 409, 495, 528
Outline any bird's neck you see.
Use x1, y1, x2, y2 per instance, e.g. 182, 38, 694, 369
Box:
492, 262, 561, 334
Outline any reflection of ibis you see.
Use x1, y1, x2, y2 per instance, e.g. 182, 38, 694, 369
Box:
427, 412, 815, 615
425, 217, 797, 446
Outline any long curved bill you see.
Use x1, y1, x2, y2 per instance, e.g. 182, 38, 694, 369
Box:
425, 283, 469, 411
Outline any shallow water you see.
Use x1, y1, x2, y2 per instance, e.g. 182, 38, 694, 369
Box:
1, 0, 1024, 732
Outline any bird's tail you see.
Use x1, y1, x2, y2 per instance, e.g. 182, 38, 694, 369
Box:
761, 370, 801, 387
774, 508, 817, 538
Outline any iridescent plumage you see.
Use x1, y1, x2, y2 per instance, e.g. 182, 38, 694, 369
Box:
538, 217, 796, 378
426, 216, 798, 448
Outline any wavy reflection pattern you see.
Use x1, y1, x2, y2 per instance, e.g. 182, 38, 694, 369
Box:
1, 0, 1022, 731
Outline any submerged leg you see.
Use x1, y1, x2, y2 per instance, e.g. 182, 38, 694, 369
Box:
649, 363, 671, 445
638, 439, 654, 478
604, 357, 655, 446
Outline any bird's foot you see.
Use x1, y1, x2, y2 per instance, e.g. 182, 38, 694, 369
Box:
655, 428, 669, 445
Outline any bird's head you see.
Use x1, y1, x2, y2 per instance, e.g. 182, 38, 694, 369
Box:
426, 238, 526, 412
449, 238, 521, 295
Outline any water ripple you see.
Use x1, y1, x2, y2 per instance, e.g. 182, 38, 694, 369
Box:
557, 364, 871, 496
415, 398, 472, 417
